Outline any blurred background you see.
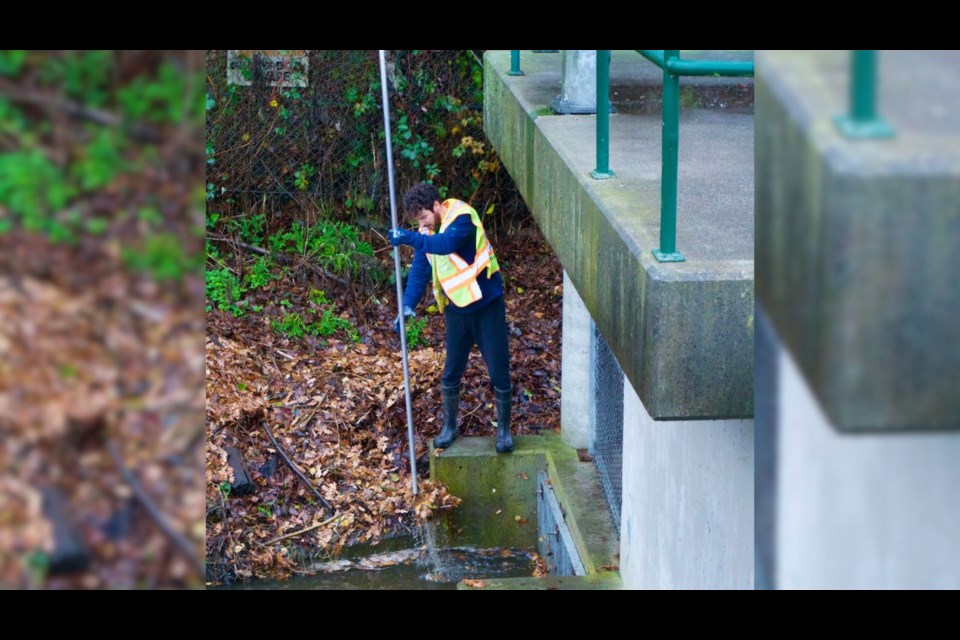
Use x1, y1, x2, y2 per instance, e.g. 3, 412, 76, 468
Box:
755, 50, 960, 589
0, 50, 205, 588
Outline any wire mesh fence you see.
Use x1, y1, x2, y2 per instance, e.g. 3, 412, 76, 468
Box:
592, 326, 624, 534
205, 50, 524, 226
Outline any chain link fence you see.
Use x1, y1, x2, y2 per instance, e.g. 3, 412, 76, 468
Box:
592, 326, 624, 534
205, 50, 524, 226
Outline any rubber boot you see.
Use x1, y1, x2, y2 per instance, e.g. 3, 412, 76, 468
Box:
495, 387, 514, 453
434, 385, 460, 449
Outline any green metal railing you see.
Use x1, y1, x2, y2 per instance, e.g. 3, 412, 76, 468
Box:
509, 50, 754, 262
591, 50, 615, 180
834, 50, 893, 139
509, 50, 524, 76
633, 50, 754, 262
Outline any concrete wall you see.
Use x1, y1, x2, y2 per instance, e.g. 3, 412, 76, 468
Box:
777, 344, 960, 589
620, 379, 754, 589
560, 270, 592, 451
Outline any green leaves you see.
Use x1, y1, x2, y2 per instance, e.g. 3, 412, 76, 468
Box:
206, 268, 247, 316
0, 150, 72, 235
118, 62, 201, 124
0, 50, 27, 76
404, 317, 428, 349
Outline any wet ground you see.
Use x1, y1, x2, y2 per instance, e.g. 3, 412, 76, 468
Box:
213, 545, 538, 590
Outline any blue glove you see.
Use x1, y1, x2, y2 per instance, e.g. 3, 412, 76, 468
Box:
393, 306, 416, 334
389, 228, 414, 247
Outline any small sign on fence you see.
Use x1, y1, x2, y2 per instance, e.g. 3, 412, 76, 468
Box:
227, 50, 308, 87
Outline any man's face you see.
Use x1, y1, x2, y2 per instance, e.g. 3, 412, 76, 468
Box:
415, 202, 440, 230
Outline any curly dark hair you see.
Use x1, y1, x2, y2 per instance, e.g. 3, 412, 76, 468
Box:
402, 182, 440, 220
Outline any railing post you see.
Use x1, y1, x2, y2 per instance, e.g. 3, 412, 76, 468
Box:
653, 49, 684, 262
592, 50, 615, 180
509, 50, 524, 76
835, 50, 894, 138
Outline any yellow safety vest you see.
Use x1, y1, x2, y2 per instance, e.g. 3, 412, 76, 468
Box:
425, 199, 500, 313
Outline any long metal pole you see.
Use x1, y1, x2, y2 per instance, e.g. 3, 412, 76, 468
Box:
378, 50, 418, 495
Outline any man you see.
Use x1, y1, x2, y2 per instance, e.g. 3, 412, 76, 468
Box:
389, 182, 513, 453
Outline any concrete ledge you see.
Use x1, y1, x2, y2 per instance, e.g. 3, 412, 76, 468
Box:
430, 433, 619, 579
485, 50, 754, 419
428, 436, 542, 550
756, 51, 960, 431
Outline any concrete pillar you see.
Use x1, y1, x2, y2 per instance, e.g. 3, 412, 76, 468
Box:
550, 50, 598, 115
560, 271, 592, 450
620, 378, 754, 589
777, 345, 960, 589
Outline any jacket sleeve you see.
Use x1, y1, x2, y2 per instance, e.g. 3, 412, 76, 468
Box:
406, 215, 474, 255
402, 248, 432, 310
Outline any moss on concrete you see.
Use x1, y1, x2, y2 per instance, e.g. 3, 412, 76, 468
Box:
431, 433, 620, 585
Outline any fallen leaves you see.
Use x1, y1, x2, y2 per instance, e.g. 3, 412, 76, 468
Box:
205, 221, 562, 582
1, 225, 205, 589
531, 553, 549, 577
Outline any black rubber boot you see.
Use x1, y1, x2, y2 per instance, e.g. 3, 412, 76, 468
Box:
434, 385, 460, 449
495, 387, 514, 453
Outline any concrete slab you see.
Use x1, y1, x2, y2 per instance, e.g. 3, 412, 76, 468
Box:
429, 436, 543, 549
756, 51, 960, 431
430, 433, 619, 577
485, 50, 754, 419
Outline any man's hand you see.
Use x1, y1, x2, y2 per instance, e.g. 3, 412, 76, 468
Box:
389, 228, 414, 247
393, 306, 416, 334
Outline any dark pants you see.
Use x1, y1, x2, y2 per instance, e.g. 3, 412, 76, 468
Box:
442, 294, 511, 392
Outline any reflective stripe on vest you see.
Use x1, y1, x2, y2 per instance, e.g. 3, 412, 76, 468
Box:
427, 199, 500, 312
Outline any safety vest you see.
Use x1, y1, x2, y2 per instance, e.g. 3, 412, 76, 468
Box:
425, 199, 500, 313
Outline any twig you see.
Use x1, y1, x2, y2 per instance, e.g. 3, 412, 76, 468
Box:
207, 234, 289, 263
354, 406, 374, 428
107, 441, 205, 578
461, 401, 485, 420
297, 257, 349, 288
259, 513, 343, 546
263, 423, 334, 514
0, 78, 162, 143
205, 252, 240, 276
293, 406, 320, 430
207, 233, 348, 287
268, 355, 282, 375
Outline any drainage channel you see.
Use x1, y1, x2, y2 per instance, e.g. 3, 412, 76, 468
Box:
537, 470, 587, 576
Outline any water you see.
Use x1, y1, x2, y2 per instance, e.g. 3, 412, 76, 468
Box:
215, 545, 537, 590
420, 519, 445, 582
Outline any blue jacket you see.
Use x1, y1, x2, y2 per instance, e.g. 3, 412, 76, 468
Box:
401, 214, 504, 314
